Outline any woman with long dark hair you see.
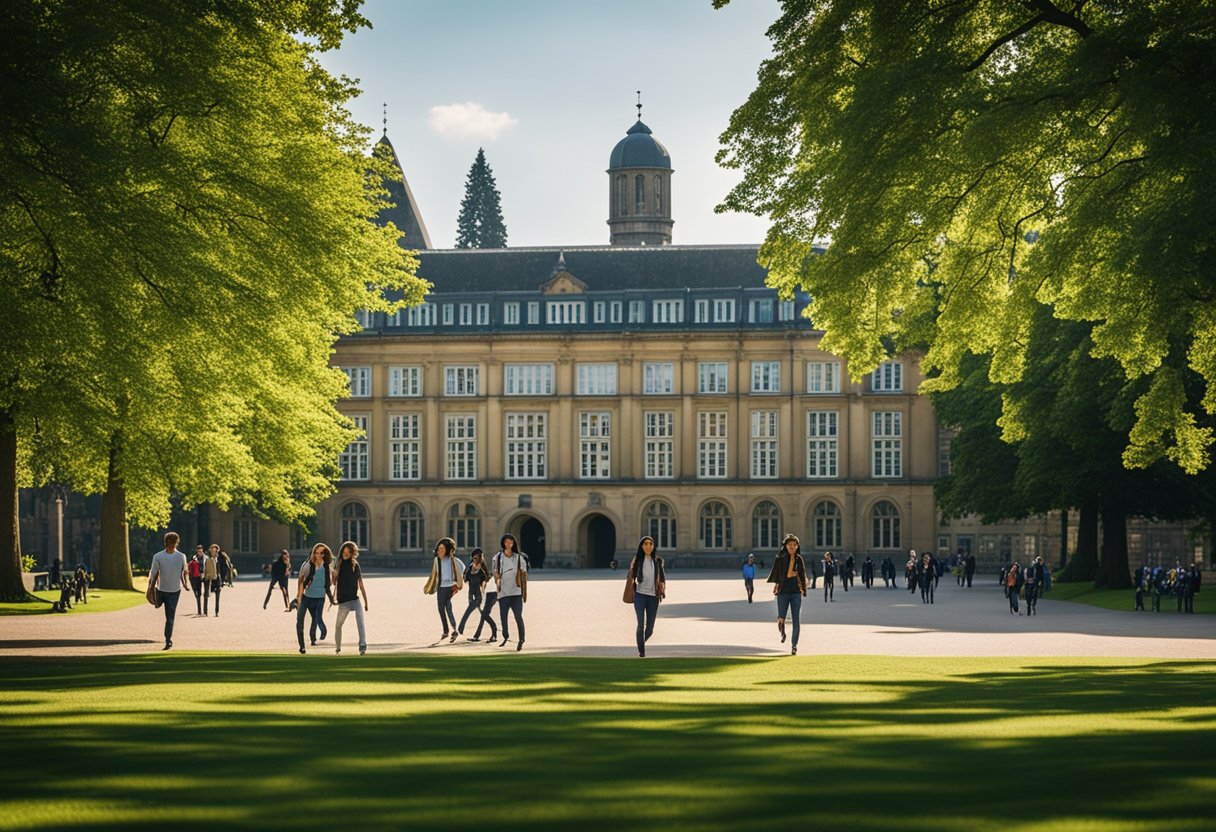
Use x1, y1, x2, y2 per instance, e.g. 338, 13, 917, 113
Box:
296, 543, 335, 653
457, 548, 490, 640
423, 537, 464, 643
493, 533, 527, 651
767, 534, 808, 655
627, 535, 667, 658
332, 540, 368, 655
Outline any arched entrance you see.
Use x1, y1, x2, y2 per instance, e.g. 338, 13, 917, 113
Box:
519, 516, 546, 569
580, 513, 617, 568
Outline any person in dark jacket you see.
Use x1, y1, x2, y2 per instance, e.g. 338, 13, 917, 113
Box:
842, 554, 855, 591
628, 536, 666, 657
264, 549, 291, 611
861, 556, 875, 589
458, 548, 491, 637
918, 552, 935, 604
822, 551, 836, 602
964, 553, 976, 588
881, 556, 895, 588
767, 534, 808, 655
1005, 562, 1022, 614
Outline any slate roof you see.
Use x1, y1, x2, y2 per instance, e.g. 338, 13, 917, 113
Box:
375, 134, 432, 250
415, 245, 769, 294
608, 120, 672, 170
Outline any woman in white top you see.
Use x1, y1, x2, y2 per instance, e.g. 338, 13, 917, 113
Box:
493, 533, 527, 651
423, 537, 464, 643
628, 536, 666, 658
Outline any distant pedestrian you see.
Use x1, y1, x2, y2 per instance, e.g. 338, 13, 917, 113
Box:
188, 545, 204, 615
919, 552, 935, 605
741, 553, 757, 603
767, 534, 807, 655
1006, 562, 1022, 614
842, 554, 855, 591
203, 544, 223, 616
218, 548, 235, 587
493, 533, 528, 651
965, 553, 976, 587
861, 555, 875, 589
73, 564, 88, 604
264, 550, 291, 610
295, 543, 335, 653
822, 552, 836, 602
423, 537, 464, 643
467, 550, 499, 644
881, 556, 896, 588
332, 541, 368, 655
148, 532, 189, 651
627, 535, 667, 657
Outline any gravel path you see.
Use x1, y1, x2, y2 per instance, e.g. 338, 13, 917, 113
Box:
2, 571, 1213, 659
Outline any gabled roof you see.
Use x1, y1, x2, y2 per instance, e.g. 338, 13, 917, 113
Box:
375, 133, 432, 250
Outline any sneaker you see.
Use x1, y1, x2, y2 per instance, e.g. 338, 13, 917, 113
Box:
639, 651, 645, 658
359, 645, 366, 655
449, 632, 459, 643
791, 646, 797, 655
163, 640, 172, 651
299, 647, 306, 654
516, 641, 524, 652
335, 648, 341, 655
311, 640, 317, 646
469, 637, 481, 643
499, 637, 508, 646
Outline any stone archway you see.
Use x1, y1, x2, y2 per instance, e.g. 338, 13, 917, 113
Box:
579, 513, 617, 568
519, 516, 546, 569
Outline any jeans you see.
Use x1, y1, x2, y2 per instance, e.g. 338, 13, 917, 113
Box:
473, 591, 498, 640
264, 577, 288, 609
189, 576, 202, 614
921, 577, 934, 604
458, 583, 484, 632
743, 578, 754, 602
161, 590, 181, 642
296, 595, 327, 649
334, 600, 366, 651
823, 576, 834, 602
1008, 587, 1019, 613
204, 580, 221, 615
633, 592, 659, 654
776, 591, 802, 647
437, 586, 457, 633
499, 595, 525, 643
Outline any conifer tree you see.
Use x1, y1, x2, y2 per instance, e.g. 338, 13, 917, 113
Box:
454, 148, 508, 248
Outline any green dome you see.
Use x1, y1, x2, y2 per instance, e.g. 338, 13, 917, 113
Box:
608, 121, 671, 170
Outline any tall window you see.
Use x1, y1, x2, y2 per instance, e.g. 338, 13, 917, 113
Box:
617, 175, 627, 214
871, 500, 901, 549
340, 502, 369, 549
444, 365, 479, 396
447, 502, 480, 551
752, 501, 782, 550
610, 302, 623, 323
232, 512, 259, 554
401, 302, 436, 327
654, 175, 663, 213
505, 413, 547, 479
872, 411, 903, 477
504, 302, 520, 325
576, 364, 618, 395
635, 173, 645, 212
446, 415, 477, 480
813, 500, 842, 549
388, 366, 422, 397
698, 412, 728, 479
643, 362, 674, 394
751, 361, 781, 393
652, 299, 684, 323
504, 364, 554, 396
699, 501, 732, 550
341, 367, 371, 398
442, 304, 453, 325
397, 502, 424, 551
476, 303, 490, 325
713, 299, 736, 323
579, 412, 611, 479
644, 411, 674, 479
339, 415, 369, 480
938, 429, 954, 476
807, 361, 841, 394
593, 301, 605, 323
458, 303, 473, 326
778, 300, 796, 321
694, 299, 709, 323
389, 414, 420, 480
807, 411, 839, 478
749, 299, 773, 323
546, 300, 585, 324
355, 309, 372, 329
871, 361, 904, 392
628, 300, 645, 323
527, 302, 540, 324
698, 362, 729, 394
644, 501, 677, 550
750, 411, 778, 478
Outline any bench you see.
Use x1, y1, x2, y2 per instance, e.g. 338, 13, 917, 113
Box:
22, 571, 49, 592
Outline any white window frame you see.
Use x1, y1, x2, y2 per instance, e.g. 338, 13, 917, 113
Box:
593, 301, 605, 323
699, 501, 732, 550
609, 301, 623, 323
445, 415, 477, 480
698, 362, 729, 394
713, 298, 736, 323
628, 300, 645, 323
694, 299, 709, 323
341, 366, 371, 398
749, 299, 773, 323
505, 412, 547, 480
750, 410, 778, 479
644, 501, 677, 550
458, 303, 473, 326
504, 364, 555, 396
807, 410, 839, 478
698, 411, 728, 479
504, 302, 520, 325
527, 302, 540, 325
442, 304, 454, 326
752, 501, 782, 550
339, 415, 369, 480
644, 411, 674, 479
778, 300, 796, 321
389, 414, 421, 480
579, 412, 611, 479
546, 300, 586, 325
397, 502, 425, 551
807, 361, 841, 394
872, 410, 903, 478
871, 361, 904, 393
576, 363, 618, 396
401, 302, 436, 327
643, 362, 674, 395
388, 366, 422, 398
652, 299, 684, 324
751, 361, 781, 394
444, 365, 479, 397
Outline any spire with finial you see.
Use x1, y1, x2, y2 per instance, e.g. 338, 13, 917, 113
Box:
636, 90, 642, 121
552, 250, 567, 276
382, 102, 388, 136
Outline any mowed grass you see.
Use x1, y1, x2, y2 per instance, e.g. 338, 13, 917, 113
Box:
1, 655, 1214, 831
0, 580, 148, 617
1050, 581, 1214, 614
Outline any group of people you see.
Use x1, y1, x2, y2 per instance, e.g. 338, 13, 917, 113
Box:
422, 533, 529, 651
185, 544, 236, 616
1000, 558, 1051, 615
1134, 563, 1202, 613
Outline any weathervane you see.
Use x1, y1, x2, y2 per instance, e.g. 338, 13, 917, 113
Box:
382, 102, 388, 135
636, 90, 642, 121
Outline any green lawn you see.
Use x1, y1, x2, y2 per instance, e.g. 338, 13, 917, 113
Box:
1050, 580, 1213, 614
0, 579, 147, 617
1, 655, 1213, 831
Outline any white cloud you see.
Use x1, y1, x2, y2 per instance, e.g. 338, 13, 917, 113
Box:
427, 102, 519, 141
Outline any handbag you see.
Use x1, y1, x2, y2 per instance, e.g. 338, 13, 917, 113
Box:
145, 580, 163, 608
622, 564, 635, 604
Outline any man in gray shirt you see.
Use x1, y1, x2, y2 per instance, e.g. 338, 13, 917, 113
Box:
148, 532, 189, 650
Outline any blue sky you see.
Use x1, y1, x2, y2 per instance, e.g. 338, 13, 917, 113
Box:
318, 0, 781, 248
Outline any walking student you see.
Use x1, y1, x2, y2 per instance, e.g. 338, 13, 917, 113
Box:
919, 552, 935, 605
628, 536, 667, 657
822, 551, 836, 602
767, 533, 808, 655
188, 545, 204, 615
296, 543, 335, 653
741, 553, 757, 603
202, 544, 222, 616
458, 548, 490, 639
148, 532, 190, 650
469, 552, 499, 644
493, 533, 528, 651
423, 537, 464, 643
264, 549, 291, 610
1006, 561, 1022, 615
332, 541, 368, 655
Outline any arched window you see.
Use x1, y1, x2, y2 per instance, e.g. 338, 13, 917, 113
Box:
340, 502, 369, 549
871, 500, 901, 549
699, 500, 732, 550
447, 502, 481, 551
752, 500, 782, 550
654, 175, 663, 213
643, 500, 677, 550
635, 174, 645, 213
813, 500, 842, 549
617, 175, 627, 215
397, 502, 424, 551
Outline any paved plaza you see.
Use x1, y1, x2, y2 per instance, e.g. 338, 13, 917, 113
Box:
2, 571, 1213, 659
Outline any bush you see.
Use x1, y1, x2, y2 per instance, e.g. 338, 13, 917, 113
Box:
21, 554, 36, 573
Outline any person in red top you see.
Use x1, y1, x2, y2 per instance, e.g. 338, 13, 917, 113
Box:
188, 545, 204, 615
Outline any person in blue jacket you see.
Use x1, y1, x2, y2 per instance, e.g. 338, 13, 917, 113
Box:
742, 553, 757, 603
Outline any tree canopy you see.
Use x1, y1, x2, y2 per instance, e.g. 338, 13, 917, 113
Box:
455, 148, 508, 248
0, 0, 426, 597
717, 0, 1216, 473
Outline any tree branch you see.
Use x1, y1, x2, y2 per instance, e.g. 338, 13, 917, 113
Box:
964, 13, 1047, 73
1028, 0, 1092, 38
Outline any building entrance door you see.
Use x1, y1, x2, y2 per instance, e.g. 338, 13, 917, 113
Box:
519, 517, 546, 569
582, 514, 616, 569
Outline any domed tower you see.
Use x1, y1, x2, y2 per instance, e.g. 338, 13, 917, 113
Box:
607, 100, 673, 246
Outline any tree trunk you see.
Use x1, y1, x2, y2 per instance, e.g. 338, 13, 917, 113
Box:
1059, 496, 1098, 581
1059, 510, 1069, 570
1094, 499, 1131, 589
97, 437, 134, 590
0, 409, 35, 602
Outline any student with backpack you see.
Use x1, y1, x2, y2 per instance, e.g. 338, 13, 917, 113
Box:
1006, 562, 1022, 614
493, 533, 528, 651
423, 537, 464, 643
295, 543, 335, 653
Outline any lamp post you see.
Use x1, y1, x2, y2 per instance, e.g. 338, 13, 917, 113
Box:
52, 484, 67, 569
